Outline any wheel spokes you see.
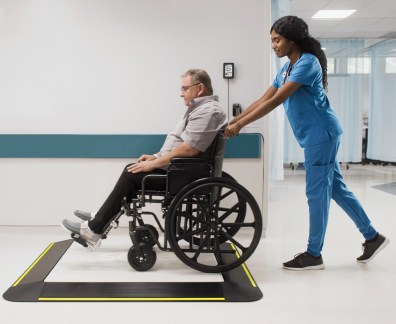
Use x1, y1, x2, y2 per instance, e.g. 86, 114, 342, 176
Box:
176, 226, 207, 242
218, 228, 247, 252
217, 201, 243, 222
168, 178, 262, 273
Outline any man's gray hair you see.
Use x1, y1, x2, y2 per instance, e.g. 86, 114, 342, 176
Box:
182, 69, 213, 95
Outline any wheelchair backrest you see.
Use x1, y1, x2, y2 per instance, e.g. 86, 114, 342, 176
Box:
207, 129, 226, 177
192, 128, 226, 176
166, 130, 227, 196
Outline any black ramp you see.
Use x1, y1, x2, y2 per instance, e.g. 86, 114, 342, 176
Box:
39, 282, 225, 301
3, 240, 262, 302
221, 248, 263, 302
3, 239, 73, 302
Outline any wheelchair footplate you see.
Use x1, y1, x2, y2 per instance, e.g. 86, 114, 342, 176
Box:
70, 233, 102, 251
70, 233, 89, 248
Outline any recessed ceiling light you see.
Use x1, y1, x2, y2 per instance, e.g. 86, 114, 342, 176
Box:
312, 10, 356, 19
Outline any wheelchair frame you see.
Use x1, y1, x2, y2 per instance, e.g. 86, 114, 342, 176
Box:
73, 133, 263, 273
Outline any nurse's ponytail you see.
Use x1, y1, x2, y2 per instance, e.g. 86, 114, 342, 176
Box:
271, 16, 328, 90
299, 36, 327, 90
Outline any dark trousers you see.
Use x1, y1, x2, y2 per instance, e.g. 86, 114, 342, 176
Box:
88, 163, 166, 234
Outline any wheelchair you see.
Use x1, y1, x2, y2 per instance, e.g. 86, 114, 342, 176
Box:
73, 132, 263, 273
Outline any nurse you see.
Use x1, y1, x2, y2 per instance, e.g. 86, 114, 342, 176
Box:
225, 15, 389, 270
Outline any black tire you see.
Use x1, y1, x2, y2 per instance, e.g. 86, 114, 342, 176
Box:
135, 225, 159, 247
127, 243, 157, 271
179, 171, 246, 246
166, 177, 262, 273
216, 171, 247, 239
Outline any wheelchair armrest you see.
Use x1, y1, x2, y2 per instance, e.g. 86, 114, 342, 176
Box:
168, 157, 213, 176
170, 158, 211, 165
141, 174, 167, 189
166, 158, 213, 196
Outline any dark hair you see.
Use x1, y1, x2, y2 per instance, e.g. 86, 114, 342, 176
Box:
271, 16, 328, 90
182, 69, 213, 95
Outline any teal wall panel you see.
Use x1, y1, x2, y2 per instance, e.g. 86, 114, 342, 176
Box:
0, 134, 261, 158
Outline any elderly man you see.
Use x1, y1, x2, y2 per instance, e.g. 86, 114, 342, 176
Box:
62, 69, 227, 248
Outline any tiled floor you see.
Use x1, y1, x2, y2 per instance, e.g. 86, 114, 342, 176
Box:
1, 164, 395, 324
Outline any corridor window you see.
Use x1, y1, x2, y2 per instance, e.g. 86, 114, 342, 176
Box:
327, 58, 335, 74
348, 57, 371, 74
385, 57, 396, 73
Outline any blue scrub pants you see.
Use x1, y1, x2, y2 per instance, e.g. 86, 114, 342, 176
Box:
304, 135, 377, 257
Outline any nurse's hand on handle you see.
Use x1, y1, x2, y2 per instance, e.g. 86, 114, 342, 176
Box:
225, 122, 242, 138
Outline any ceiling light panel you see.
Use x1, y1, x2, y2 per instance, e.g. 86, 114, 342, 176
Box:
312, 10, 357, 19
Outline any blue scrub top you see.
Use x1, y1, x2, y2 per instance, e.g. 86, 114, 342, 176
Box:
272, 53, 343, 148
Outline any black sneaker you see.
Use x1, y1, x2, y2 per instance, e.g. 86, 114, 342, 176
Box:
283, 252, 325, 270
357, 233, 389, 263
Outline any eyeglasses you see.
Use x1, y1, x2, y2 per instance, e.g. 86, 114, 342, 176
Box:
180, 83, 201, 93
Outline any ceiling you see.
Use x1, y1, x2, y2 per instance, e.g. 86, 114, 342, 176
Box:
282, 0, 396, 45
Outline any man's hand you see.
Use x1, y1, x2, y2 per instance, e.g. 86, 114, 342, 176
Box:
137, 154, 156, 162
127, 161, 157, 174
129, 142, 199, 174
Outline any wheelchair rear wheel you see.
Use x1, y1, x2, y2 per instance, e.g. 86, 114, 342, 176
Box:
180, 171, 246, 246
166, 177, 262, 273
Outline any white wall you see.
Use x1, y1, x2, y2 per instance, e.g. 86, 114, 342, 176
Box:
0, 0, 268, 134
0, 158, 264, 227
0, 0, 271, 228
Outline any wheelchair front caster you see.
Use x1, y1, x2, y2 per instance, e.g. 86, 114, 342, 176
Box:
128, 243, 156, 271
135, 225, 159, 247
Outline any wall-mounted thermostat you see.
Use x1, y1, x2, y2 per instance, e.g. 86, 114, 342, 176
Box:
223, 63, 234, 79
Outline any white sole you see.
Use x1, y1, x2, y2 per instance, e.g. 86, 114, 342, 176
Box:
357, 238, 390, 263
283, 264, 325, 271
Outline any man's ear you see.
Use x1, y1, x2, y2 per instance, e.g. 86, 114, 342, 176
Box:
197, 83, 205, 96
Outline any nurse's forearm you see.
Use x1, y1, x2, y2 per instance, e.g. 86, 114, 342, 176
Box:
229, 86, 278, 125
236, 82, 301, 128
229, 102, 258, 124
237, 100, 279, 128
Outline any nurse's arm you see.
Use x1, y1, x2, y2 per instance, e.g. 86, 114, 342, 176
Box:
229, 86, 278, 125
235, 81, 301, 129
